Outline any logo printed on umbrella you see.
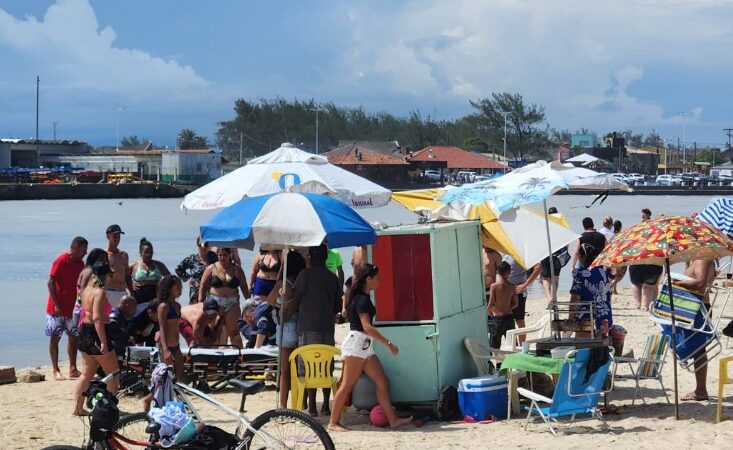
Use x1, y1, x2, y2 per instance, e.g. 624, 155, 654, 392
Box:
271, 172, 301, 190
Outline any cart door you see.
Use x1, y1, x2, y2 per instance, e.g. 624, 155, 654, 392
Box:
373, 324, 439, 403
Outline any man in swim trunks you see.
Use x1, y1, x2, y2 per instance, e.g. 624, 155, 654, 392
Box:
105, 224, 131, 308
45, 236, 87, 380
675, 258, 716, 401
483, 247, 502, 304
179, 298, 223, 346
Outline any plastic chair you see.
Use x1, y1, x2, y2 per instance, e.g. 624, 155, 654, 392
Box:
716, 356, 733, 423
518, 348, 614, 436
613, 334, 670, 405
289, 344, 341, 410
504, 314, 550, 351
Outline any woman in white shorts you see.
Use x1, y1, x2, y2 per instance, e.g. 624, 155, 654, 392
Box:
328, 265, 412, 432
266, 251, 306, 408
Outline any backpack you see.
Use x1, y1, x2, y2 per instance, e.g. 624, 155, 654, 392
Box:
555, 246, 571, 268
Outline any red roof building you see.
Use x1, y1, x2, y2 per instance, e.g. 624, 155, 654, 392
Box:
408, 146, 508, 172
322, 142, 410, 183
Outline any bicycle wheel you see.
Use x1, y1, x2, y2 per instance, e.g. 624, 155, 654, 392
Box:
243, 408, 335, 450
113, 412, 153, 444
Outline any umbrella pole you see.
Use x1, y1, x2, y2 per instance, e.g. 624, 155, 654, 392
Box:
542, 199, 558, 338
665, 257, 679, 420
275, 248, 289, 409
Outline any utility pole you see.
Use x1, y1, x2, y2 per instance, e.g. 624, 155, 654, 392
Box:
724, 128, 733, 149
679, 111, 692, 171
52, 121, 58, 140
112, 106, 126, 151
35, 76, 40, 140
310, 107, 322, 154
239, 132, 243, 166
502, 112, 509, 172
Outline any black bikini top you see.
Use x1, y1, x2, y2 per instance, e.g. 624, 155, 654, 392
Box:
259, 259, 281, 273
211, 274, 240, 289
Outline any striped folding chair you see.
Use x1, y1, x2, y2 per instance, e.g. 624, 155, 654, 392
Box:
614, 334, 670, 405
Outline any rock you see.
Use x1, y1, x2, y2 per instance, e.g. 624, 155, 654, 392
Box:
0, 366, 17, 385
18, 370, 45, 383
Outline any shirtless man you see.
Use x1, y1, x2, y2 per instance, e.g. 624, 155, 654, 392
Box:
351, 245, 365, 279
482, 247, 502, 303
674, 258, 716, 401
179, 299, 223, 346
487, 262, 519, 349
105, 224, 132, 308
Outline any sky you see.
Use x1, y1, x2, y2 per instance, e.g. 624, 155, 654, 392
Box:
1, 0, 732, 148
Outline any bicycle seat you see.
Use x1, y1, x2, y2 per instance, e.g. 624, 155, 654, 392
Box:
145, 420, 161, 435
228, 379, 265, 395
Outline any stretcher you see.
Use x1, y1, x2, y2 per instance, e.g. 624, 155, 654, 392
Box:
184, 345, 279, 391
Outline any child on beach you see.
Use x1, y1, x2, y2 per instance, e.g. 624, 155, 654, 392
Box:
487, 261, 518, 349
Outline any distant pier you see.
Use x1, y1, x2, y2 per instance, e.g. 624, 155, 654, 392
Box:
0, 183, 196, 201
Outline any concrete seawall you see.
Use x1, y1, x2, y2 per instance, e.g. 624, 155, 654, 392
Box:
0, 183, 196, 200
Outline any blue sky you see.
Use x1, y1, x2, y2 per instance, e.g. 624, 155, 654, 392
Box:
1, 0, 732, 148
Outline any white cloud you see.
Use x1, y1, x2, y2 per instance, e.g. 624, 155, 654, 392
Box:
0, 0, 210, 105
339, 0, 733, 132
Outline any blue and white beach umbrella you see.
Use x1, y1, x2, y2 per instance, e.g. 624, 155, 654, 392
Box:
200, 192, 376, 250
699, 197, 733, 237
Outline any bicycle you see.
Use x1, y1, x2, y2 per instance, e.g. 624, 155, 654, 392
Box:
46, 367, 335, 449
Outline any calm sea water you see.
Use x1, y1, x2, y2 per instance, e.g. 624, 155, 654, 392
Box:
0, 194, 716, 367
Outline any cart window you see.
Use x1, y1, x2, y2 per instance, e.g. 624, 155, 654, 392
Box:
372, 234, 434, 321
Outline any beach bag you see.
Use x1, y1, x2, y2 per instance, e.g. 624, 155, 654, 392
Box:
555, 246, 571, 268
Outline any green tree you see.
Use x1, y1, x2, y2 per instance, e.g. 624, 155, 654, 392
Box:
469, 92, 547, 160
120, 135, 146, 149
696, 148, 724, 166
178, 128, 208, 149
643, 130, 664, 148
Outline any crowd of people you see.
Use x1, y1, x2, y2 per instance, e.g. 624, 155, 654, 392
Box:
482, 206, 722, 403
46, 226, 409, 429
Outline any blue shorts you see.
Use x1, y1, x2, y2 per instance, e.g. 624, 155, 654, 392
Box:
277, 315, 298, 349
44, 314, 79, 338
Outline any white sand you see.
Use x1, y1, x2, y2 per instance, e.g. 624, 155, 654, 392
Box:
2, 286, 733, 449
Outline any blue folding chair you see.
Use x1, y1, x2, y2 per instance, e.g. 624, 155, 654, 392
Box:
518, 348, 614, 436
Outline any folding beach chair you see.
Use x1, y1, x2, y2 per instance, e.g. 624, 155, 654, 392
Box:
518, 348, 614, 436
503, 314, 551, 351
651, 284, 722, 372
613, 334, 670, 405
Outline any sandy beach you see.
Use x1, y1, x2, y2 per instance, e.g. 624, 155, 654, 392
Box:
2, 286, 732, 450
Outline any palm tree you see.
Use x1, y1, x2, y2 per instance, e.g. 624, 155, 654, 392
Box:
178, 128, 197, 149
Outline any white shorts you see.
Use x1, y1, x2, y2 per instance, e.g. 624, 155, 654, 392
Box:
341, 330, 375, 359
106, 289, 127, 308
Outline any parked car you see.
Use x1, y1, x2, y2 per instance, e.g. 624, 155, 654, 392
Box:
424, 170, 443, 181
456, 170, 478, 183
610, 173, 630, 183
655, 174, 682, 186
717, 174, 733, 182
627, 173, 645, 183
474, 175, 493, 182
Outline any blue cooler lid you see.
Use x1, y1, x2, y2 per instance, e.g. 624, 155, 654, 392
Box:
458, 375, 507, 392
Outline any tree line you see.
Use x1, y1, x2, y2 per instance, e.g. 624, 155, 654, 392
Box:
119, 92, 725, 166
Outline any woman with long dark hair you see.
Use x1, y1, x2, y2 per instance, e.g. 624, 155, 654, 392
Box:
154, 274, 184, 380
266, 251, 306, 408
328, 264, 412, 432
199, 247, 249, 348
250, 248, 282, 302
73, 261, 118, 415
73, 248, 109, 330
130, 238, 170, 303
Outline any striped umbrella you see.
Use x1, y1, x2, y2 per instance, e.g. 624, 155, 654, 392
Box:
698, 197, 733, 237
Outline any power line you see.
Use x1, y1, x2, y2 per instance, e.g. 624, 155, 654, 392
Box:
724, 128, 733, 149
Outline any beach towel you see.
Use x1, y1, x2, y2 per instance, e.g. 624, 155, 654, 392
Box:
148, 402, 196, 447
150, 363, 175, 408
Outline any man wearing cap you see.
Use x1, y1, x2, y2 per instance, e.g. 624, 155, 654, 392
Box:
45, 236, 88, 381
179, 299, 223, 346
105, 224, 132, 308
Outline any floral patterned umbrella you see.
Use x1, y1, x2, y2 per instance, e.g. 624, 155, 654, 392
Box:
591, 215, 733, 268
591, 215, 733, 420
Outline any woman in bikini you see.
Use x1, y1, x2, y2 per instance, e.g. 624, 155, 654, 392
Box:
328, 264, 412, 432
250, 248, 281, 302
199, 247, 250, 348
130, 238, 170, 303
73, 261, 119, 415
154, 275, 184, 380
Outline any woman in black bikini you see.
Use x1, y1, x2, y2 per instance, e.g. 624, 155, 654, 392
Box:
155, 275, 184, 380
73, 261, 119, 415
199, 247, 249, 348
250, 248, 281, 302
